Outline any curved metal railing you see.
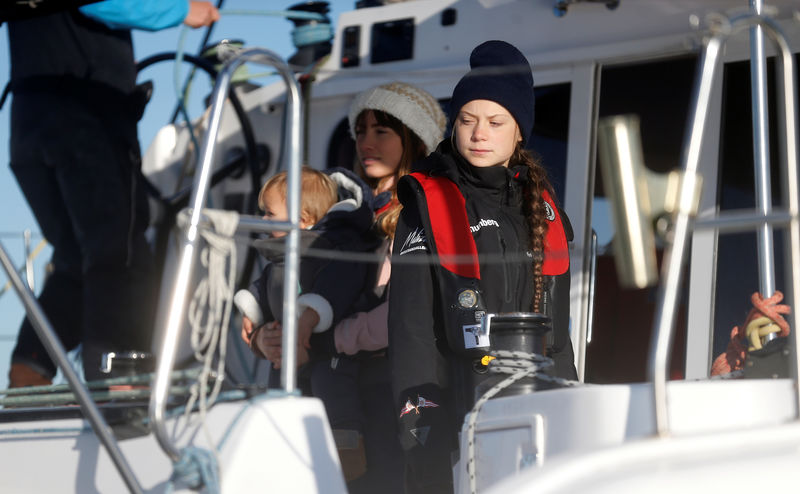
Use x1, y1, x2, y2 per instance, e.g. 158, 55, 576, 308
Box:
648, 11, 800, 437
0, 242, 144, 494
148, 46, 304, 461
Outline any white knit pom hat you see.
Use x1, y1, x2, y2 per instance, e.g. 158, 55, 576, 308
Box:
348, 82, 447, 154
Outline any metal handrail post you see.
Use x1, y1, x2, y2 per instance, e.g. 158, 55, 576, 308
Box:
0, 241, 144, 494
649, 13, 800, 437
148, 47, 304, 461
750, 0, 777, 339
771, 14, 800, 421
23, 229, 34, 290
279, 66, 303, 393
648, 33, 723, 437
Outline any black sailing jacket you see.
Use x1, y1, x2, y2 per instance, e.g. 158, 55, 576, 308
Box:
388, 140, 577, 492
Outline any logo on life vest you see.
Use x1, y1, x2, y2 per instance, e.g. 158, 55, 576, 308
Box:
544, 201, 555, 221
400, 228, 428, 255
470, 218, 500, 233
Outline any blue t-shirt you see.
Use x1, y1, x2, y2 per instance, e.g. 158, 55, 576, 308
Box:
80, 0, 188, 31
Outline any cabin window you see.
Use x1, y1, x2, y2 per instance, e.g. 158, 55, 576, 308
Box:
530, 83, 571, 204
341, 26, 361, 68
587, 56, 697, 383
370, 18, 414, 64
711, 53, 800, 360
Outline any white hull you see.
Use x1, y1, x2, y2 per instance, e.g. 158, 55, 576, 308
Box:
492, 418, 800, 493
456, 378, 798, 492
0, 395, 346, 493
4, 0, 800, 492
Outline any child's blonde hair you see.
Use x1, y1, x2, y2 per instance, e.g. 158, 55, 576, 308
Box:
258, 167, 338, 225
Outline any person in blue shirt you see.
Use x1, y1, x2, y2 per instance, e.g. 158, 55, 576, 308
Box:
6, 0, 219, 386
79, 1, 219, 31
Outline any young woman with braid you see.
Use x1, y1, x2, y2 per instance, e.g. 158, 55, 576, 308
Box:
388, 40, 578, 493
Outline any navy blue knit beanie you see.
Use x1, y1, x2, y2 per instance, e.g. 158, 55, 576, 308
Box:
449, 40, 534, 144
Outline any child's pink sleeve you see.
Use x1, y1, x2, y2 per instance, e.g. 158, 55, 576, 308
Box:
334, 300, 389, 355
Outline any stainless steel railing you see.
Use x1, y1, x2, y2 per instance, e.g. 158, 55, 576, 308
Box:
148, 47, 305, 461
648, 10, 800, 437
750, 0, 778, 324
0, 241, 144, 494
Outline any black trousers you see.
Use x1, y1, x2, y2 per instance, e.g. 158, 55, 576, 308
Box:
310, 355, 404, 494
9, 91, 156, 381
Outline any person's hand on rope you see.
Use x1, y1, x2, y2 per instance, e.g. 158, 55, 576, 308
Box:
711, 291, 791, 376
184, 1, 221, 28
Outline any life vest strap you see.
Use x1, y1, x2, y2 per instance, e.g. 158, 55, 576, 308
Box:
410, 172, 481, 279
541, 189, 569, 276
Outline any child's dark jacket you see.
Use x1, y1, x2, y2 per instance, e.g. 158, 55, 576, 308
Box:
249, 169, 382, 341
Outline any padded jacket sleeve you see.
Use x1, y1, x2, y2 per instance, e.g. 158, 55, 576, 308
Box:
548, 270, 578, 380
389, 199, 458, 493
305, 255, 370, 332
248, 265, 276, 324
334, 300, 389, 355
548, 209, 578, 380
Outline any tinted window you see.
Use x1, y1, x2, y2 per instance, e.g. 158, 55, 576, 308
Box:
712, 54, 800, 358
370, 18, 414, 64
587, 56, 696, 383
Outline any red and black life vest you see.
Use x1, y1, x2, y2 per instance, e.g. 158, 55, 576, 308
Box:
410, 172, 569, 278
405, 171, 570, 359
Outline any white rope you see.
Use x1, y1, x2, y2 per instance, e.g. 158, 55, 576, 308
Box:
176, 208, 239, 480
465, 350, 581, 494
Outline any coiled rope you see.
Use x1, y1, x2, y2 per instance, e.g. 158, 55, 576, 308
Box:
166, 447, 220, 493
465, 350, 581, 494
163, 389, 253, 493
173, 208, 239, 493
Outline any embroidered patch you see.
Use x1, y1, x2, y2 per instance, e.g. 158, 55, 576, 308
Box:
544, 201, 556, 221
399, 396, 440, 418
410, 426, 431, 446
463, 323, 490, 349
399, 227, 428, 255
417, 396, 439, 409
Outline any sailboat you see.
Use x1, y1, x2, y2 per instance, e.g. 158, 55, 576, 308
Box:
1, 0, 799, 492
